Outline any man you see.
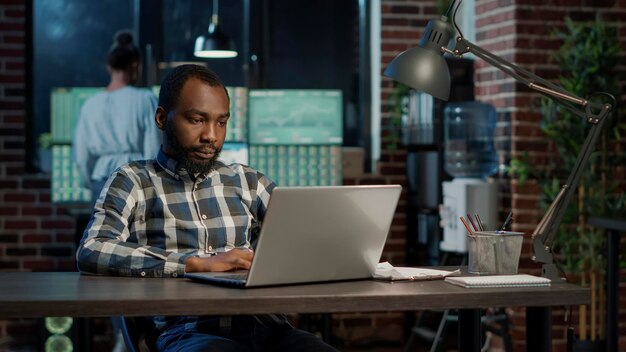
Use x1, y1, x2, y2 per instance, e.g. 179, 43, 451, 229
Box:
77, 64, 337, 352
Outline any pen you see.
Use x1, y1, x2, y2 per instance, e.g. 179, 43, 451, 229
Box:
499, 212, 513, 232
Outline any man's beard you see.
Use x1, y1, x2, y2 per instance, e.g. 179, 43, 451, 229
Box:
165, 120, 221, 174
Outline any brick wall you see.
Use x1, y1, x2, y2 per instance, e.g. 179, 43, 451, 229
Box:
474, 1, 626, 351
0, 0, 79, 349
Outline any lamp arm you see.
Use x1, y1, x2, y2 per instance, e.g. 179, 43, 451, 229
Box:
449, 37, 598, 120
445, 36, 614, 279
531, 118, 609, 260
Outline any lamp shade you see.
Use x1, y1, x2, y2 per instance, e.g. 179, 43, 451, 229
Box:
194, 0, 238, 59
383, 17, 453, 101
194, 25, 238, 58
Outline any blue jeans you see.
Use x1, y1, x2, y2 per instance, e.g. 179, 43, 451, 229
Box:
156, 316, 337, 352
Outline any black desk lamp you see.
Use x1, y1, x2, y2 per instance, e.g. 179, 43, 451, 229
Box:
384, 0, 615, 280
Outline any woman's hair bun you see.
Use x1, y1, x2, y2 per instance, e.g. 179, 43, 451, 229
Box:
114, 30, 134, 46
107, 29, 140, 69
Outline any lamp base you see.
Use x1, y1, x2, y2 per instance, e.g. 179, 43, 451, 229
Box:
542, 263, 565, 282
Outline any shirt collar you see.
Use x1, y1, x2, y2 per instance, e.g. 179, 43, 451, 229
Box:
155, 148, 222, 181
156, 148, 180, 178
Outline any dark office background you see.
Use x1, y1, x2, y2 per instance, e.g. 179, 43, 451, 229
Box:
31, 0, 363, 171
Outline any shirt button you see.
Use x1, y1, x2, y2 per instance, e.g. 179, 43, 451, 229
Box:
202, 214, 207, 220
140, 271, 146, 277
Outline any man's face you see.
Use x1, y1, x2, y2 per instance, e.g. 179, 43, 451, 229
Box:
157, 77, 229, 174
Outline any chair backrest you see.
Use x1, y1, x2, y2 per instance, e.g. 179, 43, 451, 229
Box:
118, 316, 158, 352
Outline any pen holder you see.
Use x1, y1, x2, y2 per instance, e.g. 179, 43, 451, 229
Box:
467, 231, 524, 275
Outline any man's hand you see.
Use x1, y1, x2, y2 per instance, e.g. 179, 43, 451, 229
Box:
185, 248, 254, 273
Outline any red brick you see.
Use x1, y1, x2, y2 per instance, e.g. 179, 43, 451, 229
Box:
6, 247, 37, 256
512, 140, 548, 152
5, 61, 24, 70
22, 234, 52, 243
5, 322, 37, 335
41, 246, 74, 257
5, 9, 25, 18
0, 152, 24, 162
0, 234, 19, 243
0, 260, 19, 270
55, 233, 77, 244
22, 178, 50, 189
40, 220, 74, 230
38, 192, 51, 202
512, 124, 542, 137
57, 259, 78, 272
0, 180, 19, 188
389, 4, 422, 14
2, 115, 24, 125
0, 206, 18, 216
3, 193, 36, 202
0, 0, 27, 5
512, 197, 539, 209
381, 17, 411, 27
4, 220, 36, 230
511, 180, 540, 194
0, 101, 25, 110
381, 29, 421, 40
22, 259, 55, 271
0, 22, 24, 31
22, 206, 53, 216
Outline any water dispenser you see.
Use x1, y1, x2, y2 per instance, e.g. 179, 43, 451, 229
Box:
439, 101, 499, 253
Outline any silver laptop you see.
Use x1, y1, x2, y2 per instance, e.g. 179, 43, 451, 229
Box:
185, 184, 402, 288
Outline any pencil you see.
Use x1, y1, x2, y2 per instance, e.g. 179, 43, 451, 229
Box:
475, 214, 485, 231
459, 216, 475, 236
467, 213, 478, 232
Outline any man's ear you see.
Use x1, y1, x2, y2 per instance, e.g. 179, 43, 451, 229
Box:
155, 107, 167, 131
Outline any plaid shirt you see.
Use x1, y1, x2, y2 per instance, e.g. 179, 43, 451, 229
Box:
77, 149, 291, 332
77, 148, 274, 277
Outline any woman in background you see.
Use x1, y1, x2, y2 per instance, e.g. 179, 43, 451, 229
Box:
73, 30, 160, 352
74, 30, 161, 207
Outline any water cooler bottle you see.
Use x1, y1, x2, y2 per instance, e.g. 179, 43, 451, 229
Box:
439, 101, 499, 253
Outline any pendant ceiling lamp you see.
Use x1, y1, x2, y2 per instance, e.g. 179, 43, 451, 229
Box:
194, 0, 238, 59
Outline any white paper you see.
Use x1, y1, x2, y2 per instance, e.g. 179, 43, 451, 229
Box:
374, 262, 458, 281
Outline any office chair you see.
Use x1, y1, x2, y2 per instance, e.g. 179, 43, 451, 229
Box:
115, 316, 158, 352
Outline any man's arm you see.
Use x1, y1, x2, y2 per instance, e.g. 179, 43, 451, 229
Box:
76, 167, 191, 278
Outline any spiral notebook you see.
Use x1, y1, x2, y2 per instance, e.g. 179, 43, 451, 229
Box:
444, 274, 551, 288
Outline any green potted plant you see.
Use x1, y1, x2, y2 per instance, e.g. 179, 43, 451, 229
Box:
512, 16, 625, 350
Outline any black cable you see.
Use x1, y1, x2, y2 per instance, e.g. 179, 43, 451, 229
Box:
452, 0, 465, 39
444, 0, 458, 17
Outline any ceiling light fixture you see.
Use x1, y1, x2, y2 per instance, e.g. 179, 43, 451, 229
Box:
194, 0, 238, 59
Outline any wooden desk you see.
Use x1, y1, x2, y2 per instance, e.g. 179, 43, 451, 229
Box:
0, 272, 589, 351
